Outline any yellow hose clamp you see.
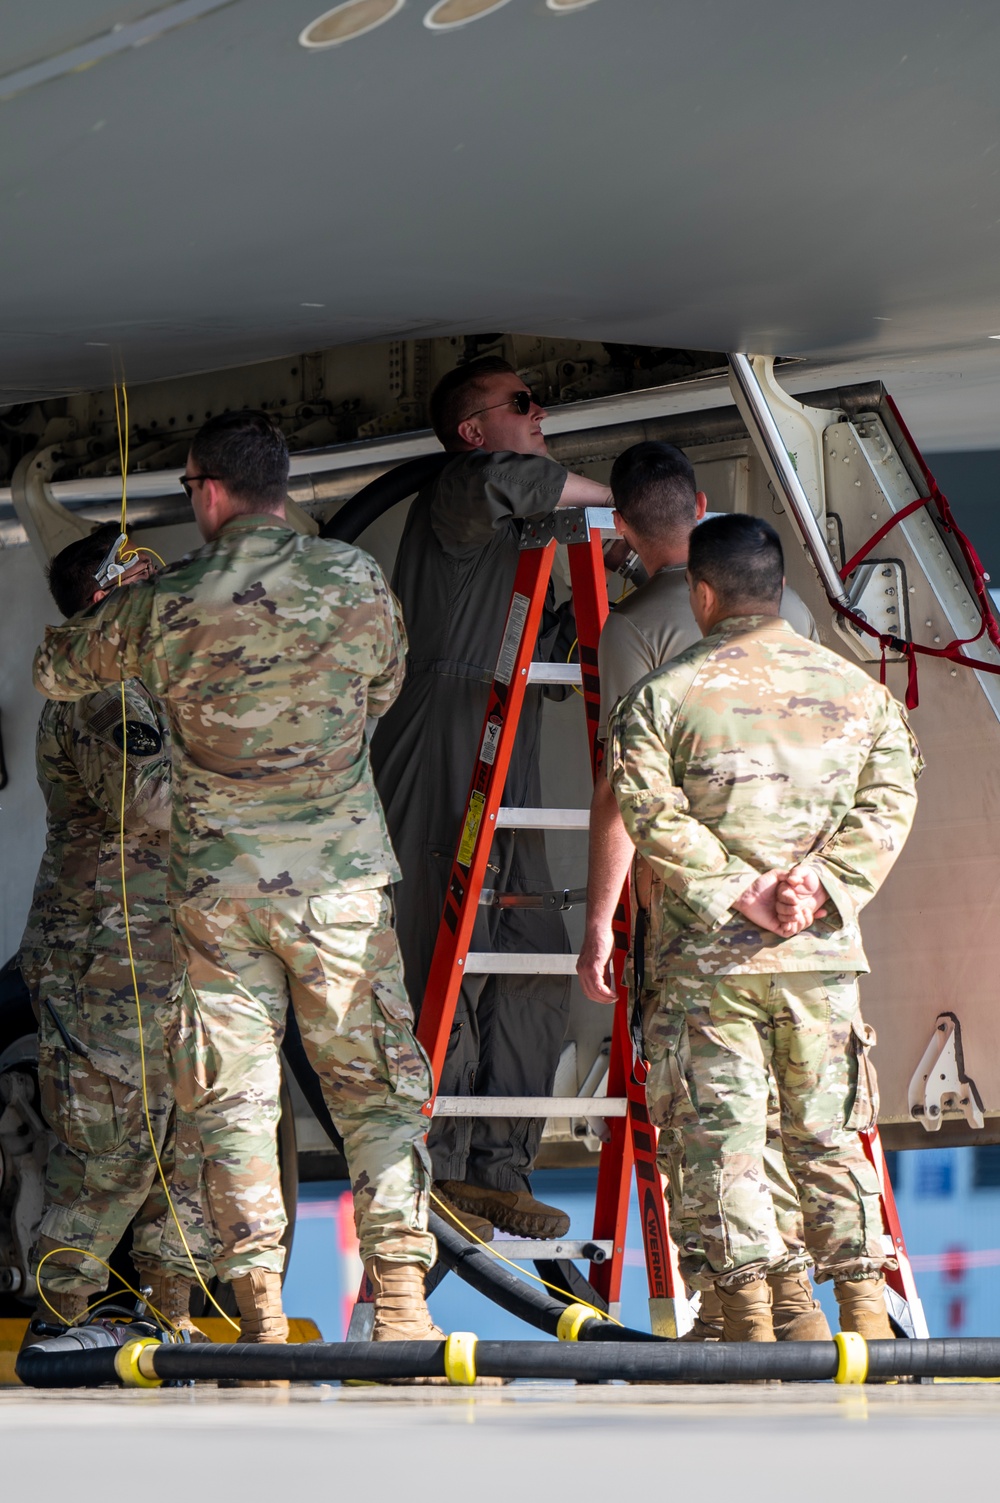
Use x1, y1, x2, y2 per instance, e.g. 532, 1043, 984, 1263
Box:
833, 1330, 869, 1385
443, 1331, 478, 1386
115, 1337, 163, 1388
556, 1303, 605, 1343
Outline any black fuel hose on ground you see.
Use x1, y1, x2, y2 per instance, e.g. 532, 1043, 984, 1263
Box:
319, 453, 450, 543
430, 1209, 656, 1342
282, 1012, 636, 1337
19, 1333, 1000, 1388
16, 1322, 156, 1388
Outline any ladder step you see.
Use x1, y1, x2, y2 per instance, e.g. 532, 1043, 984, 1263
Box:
464, 952, 579, 974
490, 1239, 613, 1261
527, 663, 582, 685
432, 1096, 627, 1117
496, 808, 590, 829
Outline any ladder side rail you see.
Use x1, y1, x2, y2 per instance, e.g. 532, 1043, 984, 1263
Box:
416, 541, 558, 1097
861, 1125, 929, 1339
566, 539, 680, 1309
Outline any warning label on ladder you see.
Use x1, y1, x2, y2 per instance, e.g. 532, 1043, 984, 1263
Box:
457, 790, 486, 867
479, 714, 502, 767
495, 593, 529, 686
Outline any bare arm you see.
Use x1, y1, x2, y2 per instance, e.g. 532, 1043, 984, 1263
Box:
577, 773, 635, 1003
556, 472, 613, 508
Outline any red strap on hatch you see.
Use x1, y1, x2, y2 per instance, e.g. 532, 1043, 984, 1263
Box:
826, 396, 1000, 709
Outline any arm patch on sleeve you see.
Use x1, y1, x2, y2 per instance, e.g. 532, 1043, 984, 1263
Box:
112, 720, 163, 757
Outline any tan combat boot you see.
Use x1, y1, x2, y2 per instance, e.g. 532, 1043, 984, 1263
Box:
18, 1287, 91, 1355
432, 1183, 495, 1245
680, 1284, 724, 1341
141, 1272, 210, 1342
365, 1258, 444, 1342
835, 1276, 894, 1340
716, 1274, 776, 1342
230, 1269, 289, 1388
770, 1271, 832, 1342
436, 1182, 570, 1239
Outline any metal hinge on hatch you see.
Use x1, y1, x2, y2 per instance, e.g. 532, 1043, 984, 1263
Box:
836, 556, 910, 660
907, 1012, 985, 1131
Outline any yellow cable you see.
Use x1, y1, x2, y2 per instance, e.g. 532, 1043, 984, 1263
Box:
35, 1247, 178, 1333
430, 1191, 623, 1328
116, 680, 238, 1332
36, 377, 238, 1334
565, 637, 584, 698
110, 382, 238, 1330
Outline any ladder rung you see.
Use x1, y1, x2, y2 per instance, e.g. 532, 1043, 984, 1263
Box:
489, 1239, 613, 1261
496, 808, 590, 829
432, 1096, 627, 1117
464, 952, 579, 975
527, 663, 582, 685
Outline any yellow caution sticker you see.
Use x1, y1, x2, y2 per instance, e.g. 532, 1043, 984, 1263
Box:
457, 791, 486, 868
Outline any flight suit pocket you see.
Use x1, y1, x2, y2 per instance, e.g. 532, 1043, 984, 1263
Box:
846, 1015, 879, 1132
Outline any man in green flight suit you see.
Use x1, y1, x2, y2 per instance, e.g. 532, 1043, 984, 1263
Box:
372, 357, 612, 1241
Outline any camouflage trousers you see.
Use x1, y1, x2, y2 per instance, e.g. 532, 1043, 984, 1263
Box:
22, 948, 212, 1297
645, 970, 887, 1288
642, 985, 808, 1287
168, 887, 435, 1280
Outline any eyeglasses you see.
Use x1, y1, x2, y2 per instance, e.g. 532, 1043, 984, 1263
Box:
179, 472, 217, 499
464, 389, 537, 420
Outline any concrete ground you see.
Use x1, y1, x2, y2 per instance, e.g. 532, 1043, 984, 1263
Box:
1, 1383, 994, 1503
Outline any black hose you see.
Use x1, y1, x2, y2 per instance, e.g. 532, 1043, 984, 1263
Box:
16, 1322, 148, 1389
430, 1211, 658, 1342
865, 1337, 1000, 1381
319, 454, 450, 543
21, 1334, 1000, 1387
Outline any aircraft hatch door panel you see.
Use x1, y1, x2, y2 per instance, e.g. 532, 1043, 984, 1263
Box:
728, 372, 1000, 1150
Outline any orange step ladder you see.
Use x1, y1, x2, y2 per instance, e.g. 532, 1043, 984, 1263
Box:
349, 502, 926, 1342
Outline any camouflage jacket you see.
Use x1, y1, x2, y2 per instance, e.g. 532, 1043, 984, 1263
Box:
33, 515, 405, 906
606, 614, 922, 976
20, 681, 172, 962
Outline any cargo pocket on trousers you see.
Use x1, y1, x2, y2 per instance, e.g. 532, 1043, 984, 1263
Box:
39, 1041, 133, 1157
846, 1015, 879, 1132
372, 982, 433, 1106
645, 1006, 698, 1135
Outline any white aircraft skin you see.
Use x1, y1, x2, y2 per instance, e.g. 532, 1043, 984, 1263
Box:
0, 0, 998, 443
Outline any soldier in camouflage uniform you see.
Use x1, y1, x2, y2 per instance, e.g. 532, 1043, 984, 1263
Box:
34, 412, 439, 1348
20, 525, 212, 1338
577, 442, 828, 1342
606, 513, 921, 1342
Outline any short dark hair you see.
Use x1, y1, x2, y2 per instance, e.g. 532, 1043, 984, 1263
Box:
47, 523, 123, 618
189, 410, 289, 511
610, 442, 698, 539
687, 513, 784, 609
429, 357, 517, 448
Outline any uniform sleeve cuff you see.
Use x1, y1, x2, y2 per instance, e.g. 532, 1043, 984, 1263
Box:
675, 859, 761, 931
805, 861, 854, 930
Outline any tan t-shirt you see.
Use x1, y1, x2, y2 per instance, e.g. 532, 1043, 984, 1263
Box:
597, 566, 819, 739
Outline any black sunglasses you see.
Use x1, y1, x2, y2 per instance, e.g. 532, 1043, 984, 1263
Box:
465, 389, 536, 420
178, 472, 217, 499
